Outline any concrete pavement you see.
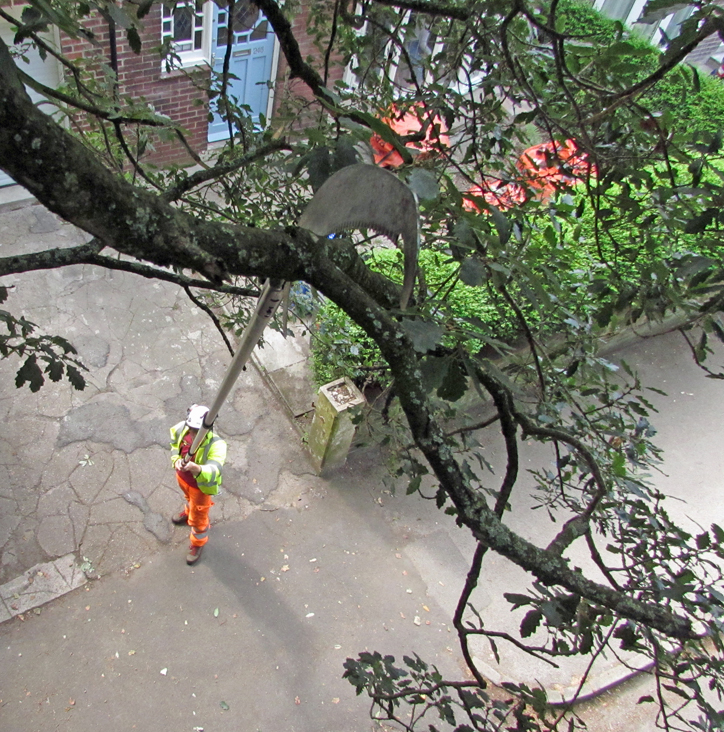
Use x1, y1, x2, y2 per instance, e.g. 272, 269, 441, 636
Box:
1, 193, 723, 730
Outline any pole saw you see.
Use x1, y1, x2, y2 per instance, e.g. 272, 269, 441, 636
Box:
184, 163, 420, 457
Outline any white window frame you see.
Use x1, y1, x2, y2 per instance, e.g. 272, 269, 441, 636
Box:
161, 0, 213, 70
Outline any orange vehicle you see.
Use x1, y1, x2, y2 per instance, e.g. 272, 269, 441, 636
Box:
371, 103, 450, 168
463, 177, 526, 212
464, 139, 593, 212
516, 139, 592, 198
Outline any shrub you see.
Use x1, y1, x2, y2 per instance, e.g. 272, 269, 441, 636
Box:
557, 0, 724, 135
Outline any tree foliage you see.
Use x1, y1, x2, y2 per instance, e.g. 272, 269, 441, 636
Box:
2, 0, 724, 729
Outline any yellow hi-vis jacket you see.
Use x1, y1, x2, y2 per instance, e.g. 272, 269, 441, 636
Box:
170, 421, 227, 495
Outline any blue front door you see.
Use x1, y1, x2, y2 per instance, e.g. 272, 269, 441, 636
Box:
208, 1, 275, 142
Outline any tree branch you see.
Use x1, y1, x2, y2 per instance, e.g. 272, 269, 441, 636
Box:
370, 0, 471, 21
582, 16, 724, 125
303, 248, 696, 641
182, 285, 234, 356
162, 141, 292, 202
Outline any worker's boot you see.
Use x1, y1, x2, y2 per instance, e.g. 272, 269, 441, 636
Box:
172, 508, 189, 525
186, 544, 203, 565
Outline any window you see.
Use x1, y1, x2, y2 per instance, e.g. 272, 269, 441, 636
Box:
598, 0, 637, 23
393, 20, 436, 89
215, 1, 266, 46
162, 1, 210, 68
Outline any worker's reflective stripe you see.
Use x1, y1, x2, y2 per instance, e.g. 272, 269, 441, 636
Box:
192, 527, 209, 539
204, 460, 222, 479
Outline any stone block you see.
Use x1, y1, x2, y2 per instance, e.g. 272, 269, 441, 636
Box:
306, 378, 365, 473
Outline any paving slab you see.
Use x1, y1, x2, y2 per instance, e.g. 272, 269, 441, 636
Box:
0, 554, 87, 617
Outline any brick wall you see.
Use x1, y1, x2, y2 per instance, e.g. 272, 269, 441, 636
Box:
272, 2, 346, 116
12, 0, 348, 167
59, 8, 210, 167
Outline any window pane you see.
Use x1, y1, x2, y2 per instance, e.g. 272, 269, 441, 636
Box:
250, 19, 267, 41
233, 1, 258, 32
173, 6, 193, 42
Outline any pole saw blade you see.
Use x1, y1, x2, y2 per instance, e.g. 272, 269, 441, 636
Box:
298, 163, 420, 309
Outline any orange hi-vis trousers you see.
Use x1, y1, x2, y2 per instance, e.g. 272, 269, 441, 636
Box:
176, 473, 214, 547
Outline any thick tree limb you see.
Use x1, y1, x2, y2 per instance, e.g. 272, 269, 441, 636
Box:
0, 3, 699, 645
0, 36, 405, 311
0, 238, 260, 298
0, 239, 104, 274
302, 250, 696, 641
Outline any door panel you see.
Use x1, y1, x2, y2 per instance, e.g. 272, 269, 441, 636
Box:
207, 2, 275, 142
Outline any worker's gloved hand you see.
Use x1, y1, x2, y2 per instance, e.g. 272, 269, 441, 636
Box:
184, 461, 202, 477
173, 458, 185, 471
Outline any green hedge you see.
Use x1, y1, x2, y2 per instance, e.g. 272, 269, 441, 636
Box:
557, 0, 724, 135
310, 176, 722, 388
310, 3, 724, 388
310, 248, 521, 387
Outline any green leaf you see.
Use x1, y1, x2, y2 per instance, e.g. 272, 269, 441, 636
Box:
611, 452, 626, 477
712, 523, 724, 543
420, 356, 447, 391
490, 206, 510, 245
662, 684, 690, 700
407, 169, 439, 201
15, 355, 44, 392
307, 146, 331, 192
401, 319, 444, 353
458, 258, 487, 287
213, 607, 220, 617
520, 609, 543, 638
453, 219, 476, 250
437, 359, 467, 402
220, 700, 230, 710
684, 208, 716, 234
406, 476, 422, 495
66, 364, 87, 391
136, 0, 154, 19
46, 358, 64, 382
688, 158, 703, 187
504, 593, 533, 608
543, 225, 557, 246
334, 135, 358, 171
126, 26, 142, 54
105, 2, 134, 29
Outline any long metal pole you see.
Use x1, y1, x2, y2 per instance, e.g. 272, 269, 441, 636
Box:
187, 278, 286, 455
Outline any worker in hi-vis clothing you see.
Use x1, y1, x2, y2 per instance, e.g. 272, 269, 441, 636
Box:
170, 405, 227, 565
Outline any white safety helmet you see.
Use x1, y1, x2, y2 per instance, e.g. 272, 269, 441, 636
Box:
185, 404, 209, 430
